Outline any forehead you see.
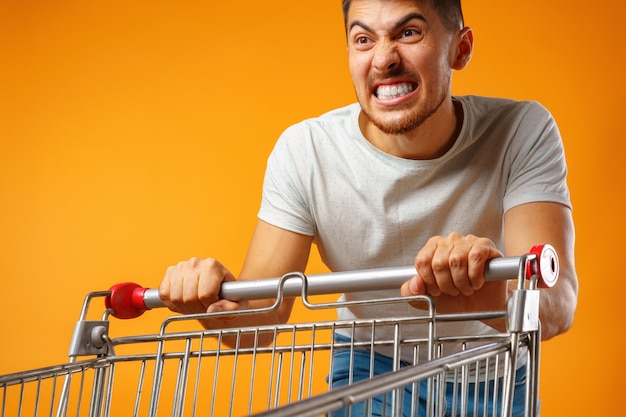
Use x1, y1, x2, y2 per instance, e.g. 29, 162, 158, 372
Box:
346, 0, 437, 30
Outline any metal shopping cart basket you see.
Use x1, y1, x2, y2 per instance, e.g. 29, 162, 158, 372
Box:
0, 244, 559, 417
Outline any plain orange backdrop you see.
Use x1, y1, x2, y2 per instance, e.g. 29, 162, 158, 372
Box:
1, 1, 624, 416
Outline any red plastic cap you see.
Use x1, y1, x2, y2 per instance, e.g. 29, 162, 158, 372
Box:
105, 282, 149, 319
529, 244, 559, 288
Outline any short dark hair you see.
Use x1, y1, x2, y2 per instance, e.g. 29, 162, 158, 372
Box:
341, 0, 464, 33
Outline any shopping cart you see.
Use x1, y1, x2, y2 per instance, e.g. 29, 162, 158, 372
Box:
0, 244, 559, 417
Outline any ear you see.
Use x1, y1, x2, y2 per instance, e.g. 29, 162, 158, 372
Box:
451, 26, 474, 70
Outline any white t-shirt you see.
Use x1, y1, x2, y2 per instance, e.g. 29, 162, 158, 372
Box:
258, 95, 571, 362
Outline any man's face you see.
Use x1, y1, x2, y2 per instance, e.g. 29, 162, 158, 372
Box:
346, 0, 458, 135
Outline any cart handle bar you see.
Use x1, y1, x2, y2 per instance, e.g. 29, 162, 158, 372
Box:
105, 244, 558, 319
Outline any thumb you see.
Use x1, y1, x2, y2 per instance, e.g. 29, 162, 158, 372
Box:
401, 275, 426, 296
207, 299, 247, 315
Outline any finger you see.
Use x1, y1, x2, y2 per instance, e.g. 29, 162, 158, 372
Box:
400, 275, 426, 296
207, 299, 249, 320
175, 257, 210, 314
195, 259, 225, 310
430, 247, 460, 296
401, 276, 434, 311
207, 299, 246, 312
158, 265, 174, 305
448, 243, 473, 296
427, 234, 466, 296
467, 240, 503, 290
160, 261, 189, 311
414, 241, 442, 296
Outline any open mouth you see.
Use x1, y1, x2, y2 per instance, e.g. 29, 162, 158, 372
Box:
374, 82, 417, 100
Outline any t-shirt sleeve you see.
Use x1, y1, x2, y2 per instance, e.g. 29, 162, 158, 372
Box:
257, 124, 316, 236
503, 102, 572, 212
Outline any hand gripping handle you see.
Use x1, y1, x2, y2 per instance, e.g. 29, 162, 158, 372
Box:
105, 244, 559, 319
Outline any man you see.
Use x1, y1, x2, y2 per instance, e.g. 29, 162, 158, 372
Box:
159, 0, 578, 415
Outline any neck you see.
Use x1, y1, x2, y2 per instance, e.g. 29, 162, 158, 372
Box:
360, 97, 463, 160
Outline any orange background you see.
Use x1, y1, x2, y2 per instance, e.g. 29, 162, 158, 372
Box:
1, 1, 624, 415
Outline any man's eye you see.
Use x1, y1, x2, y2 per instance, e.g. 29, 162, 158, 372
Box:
355, 36, 370, 45
400, 29, 421, 38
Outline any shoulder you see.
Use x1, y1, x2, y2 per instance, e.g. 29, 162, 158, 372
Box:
272, 103, 361, 153
281, 103, 359, 137
455, 95, 558, 147
456, 95, 553, 124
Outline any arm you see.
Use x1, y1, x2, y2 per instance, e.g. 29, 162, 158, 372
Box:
400, 202, 578, 340
503, 201, 578, 339
159, 219, 313, 346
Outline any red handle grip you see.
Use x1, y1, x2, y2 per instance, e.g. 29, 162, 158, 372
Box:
105, 282, 150, 319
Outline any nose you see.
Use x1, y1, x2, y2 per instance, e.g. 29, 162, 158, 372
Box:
372, 39, 400, 72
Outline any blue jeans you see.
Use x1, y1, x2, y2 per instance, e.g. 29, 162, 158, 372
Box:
328, 334, 534, 417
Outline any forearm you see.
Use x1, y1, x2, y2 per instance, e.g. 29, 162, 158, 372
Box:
503, 202, 579, 340
482, 273, 577, 338
537, 267, 578, 339
207, 220, 313, 347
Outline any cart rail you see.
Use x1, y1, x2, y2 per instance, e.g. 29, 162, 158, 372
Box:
109, 244, 558, 319
0, 245, 556, 417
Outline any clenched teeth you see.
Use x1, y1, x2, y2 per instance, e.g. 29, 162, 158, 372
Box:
376, 83, 415, 100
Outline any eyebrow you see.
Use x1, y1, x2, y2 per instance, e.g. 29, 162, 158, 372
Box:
348, 12, 427, 34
